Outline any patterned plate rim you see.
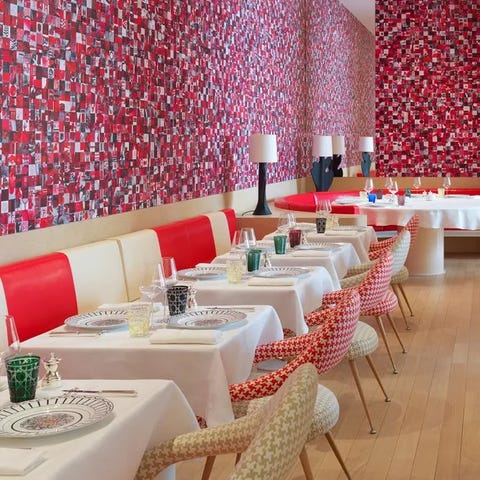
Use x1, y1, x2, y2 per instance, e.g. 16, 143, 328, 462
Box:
167, 309, 247, 330
0, 395, 114, 438
64, 310, 128, 330
177, 268, 227, 280
254, 267, 310, 278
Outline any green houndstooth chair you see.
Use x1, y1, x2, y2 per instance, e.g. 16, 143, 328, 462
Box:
134, 363, 318, 480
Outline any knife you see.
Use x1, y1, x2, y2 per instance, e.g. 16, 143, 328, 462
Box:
62, 388, 138, 397
49, 331, 103, 337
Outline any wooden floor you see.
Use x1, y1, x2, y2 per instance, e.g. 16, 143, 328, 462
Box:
176, 254, 480, 480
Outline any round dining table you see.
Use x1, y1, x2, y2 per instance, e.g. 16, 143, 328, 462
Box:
356, 194, 480, 275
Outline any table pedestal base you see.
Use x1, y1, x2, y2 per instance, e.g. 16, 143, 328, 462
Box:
406, 227, 445, 276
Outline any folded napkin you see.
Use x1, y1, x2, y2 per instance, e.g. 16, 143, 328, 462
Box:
291, 250, 331, 257
0, 448, 46, 475
247, 277, 297, 287
149, 329, 221, 344
325, 230, 357, 236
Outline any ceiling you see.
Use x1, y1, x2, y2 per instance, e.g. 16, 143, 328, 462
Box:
338, 0, 375, 34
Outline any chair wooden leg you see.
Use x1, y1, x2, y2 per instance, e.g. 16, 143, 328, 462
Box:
398, 283, 414, 317
348, 359, 376, 434
201, 456, 216, 480
235, 453, 241, 465
324, 432, 352, 480
392, 283, 410, 330
386, 312, 407, 353
375, 316, 398, 374
365, 354, 391, 402
299, 446, 315, 480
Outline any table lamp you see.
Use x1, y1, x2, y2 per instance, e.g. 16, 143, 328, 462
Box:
249, 134, 278, 215
332, 134, 345, 177
311, 135, 333, 191
359, 136, 374, 177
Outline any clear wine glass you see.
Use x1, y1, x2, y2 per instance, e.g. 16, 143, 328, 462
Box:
232, 230, 250, 250
159, 257, 178, 286
240, 228, 257, 247
277, 213, 296, 234
443, 175, 451, 194
364, 178, 374, 195
5, 315, 20, 356
413, 177, 422, 190
388, 180, 398, 202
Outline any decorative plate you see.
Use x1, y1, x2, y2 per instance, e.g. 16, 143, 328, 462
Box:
167, 309, 247, 329
254, 267, 310, 278
0, 395, 114, 438
335, 196, 363, 205
330, 226, 366, 231
177, 267, 226, 281
64, 310, 128, 330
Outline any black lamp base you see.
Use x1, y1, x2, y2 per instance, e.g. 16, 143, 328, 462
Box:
252, 162, 272, 216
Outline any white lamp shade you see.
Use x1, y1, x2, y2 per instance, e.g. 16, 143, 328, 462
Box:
332, 135, 345, 155
358, 136, 374, 152
249, 134, 278, 163
312, 135, 333, 157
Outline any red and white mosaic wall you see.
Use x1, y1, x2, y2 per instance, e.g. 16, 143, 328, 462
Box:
0, 0, 373, 235
376, 1, 479, 176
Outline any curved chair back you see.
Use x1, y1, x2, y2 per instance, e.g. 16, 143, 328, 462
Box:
405, 214, 419, 247
229, 289, 360, 401
230, 363, 318, 480
390, 229, 411, 275
357, 251, 394, 312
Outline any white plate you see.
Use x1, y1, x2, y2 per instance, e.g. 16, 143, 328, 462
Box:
334, 196, 364, 205
177, 267, 226, 281
168, 309, 247, 329
293, 223, 316, 231
65, 310, 128, 330
445, 194, 470, 198
0, 395, 114, 438
254, 267, 310, 278
330, 226, 367, 231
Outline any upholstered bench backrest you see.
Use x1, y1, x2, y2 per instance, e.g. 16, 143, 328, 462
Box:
0, 253, 78, 346
110, 229, 162, 301
60, 240, 128, 312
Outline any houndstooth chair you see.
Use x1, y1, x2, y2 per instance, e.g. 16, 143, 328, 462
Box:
221, 289, 361, 480
307, 251, 404, 374
135, 363, 318, 480
368, 215, 419, 328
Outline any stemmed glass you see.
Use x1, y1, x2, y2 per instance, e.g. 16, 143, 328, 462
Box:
277, 213, 296, 234
413, 177, 422, 190
386, 179, 398, 202
5, 315, 21, 356
240, 228, 257, 248
364, 178, 374, 195
159, 257, 178, 286
443, 175, 451, 195
231, 230, 250, 250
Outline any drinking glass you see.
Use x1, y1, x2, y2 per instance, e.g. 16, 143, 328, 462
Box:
413, 177, 422, 190
388, 180, 398, 202
5, 315, 21, 356
443, 175, 451, 194
231, 230, 250, 250
159, 257, 177, 286
277, 212, 296, 233
364, 178, 374, 195
240, 228, 257, 247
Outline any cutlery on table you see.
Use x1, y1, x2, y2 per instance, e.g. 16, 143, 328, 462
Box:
49, 331, 104, 337
62, 388, 138, 397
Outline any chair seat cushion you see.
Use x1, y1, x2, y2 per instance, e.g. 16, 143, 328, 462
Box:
233, 383, 339, 443
391, 266, 409, 284
346, 321, 378, 360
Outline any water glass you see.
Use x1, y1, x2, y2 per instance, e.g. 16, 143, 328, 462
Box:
368, 193, 377, 203
231, 230, 250, 250
437, 187, 445, 198
166, 285, 189, 315
6, 355, 40, 403
128, 302, 152, 337
316, 217, 327, 233
277, 212, 295, 233
226, 259, 244, 283
159, 257, 177, 286
397, 194, 406, 206
273, 235, 287, 254
246, 249, 262, 272
288, 229, 302, 248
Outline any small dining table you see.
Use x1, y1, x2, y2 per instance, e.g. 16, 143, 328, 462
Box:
211, 242, 360, 289
193, 267, 335, 335
21, 305, 283, 426
263, 225, 377, 263
0, 379, 198, 480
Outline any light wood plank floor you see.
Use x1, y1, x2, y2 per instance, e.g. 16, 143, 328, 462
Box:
176, 254, 480, 479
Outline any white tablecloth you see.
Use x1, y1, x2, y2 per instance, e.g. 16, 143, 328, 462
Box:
21, 306, 283, 426
212, 243, 360, 290
193, 267, 335, 335
263, 227, 376, 263
0, 379, 197, 480
358, 195, 480, 229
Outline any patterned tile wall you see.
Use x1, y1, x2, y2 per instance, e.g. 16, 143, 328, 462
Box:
0, 0, 373, 235
376, 1, 479, 176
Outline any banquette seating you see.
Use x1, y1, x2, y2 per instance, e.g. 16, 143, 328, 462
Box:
0, 209, 237, 348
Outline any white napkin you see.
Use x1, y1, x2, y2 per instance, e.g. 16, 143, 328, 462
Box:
0, 448, 46, 475
291, 250, 331, 257
247, 277, 297, 286
195, 263, 215, 269
149, 329, 221, 344
97, 302, 132, 310
325, 230, 357, 236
